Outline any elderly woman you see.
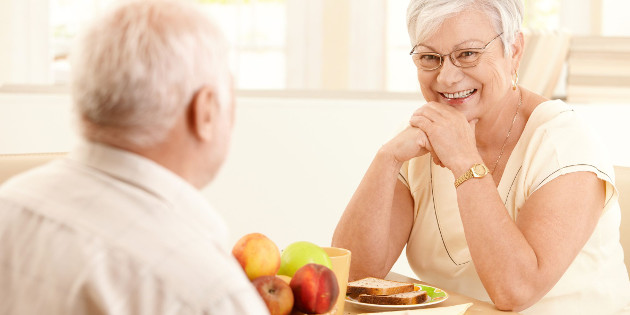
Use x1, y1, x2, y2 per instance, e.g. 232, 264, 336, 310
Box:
332, 0, 630, 314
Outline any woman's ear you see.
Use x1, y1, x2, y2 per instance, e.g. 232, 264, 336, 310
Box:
511, 31, 525, 73
189, 86, 219, 142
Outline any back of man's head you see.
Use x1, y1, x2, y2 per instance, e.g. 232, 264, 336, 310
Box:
71, 0, 231, 149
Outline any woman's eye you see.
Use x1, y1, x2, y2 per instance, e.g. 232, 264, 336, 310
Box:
457, 50, 479, 59
420, 54, 439, 61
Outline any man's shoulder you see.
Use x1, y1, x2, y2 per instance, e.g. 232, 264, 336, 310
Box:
0, 195, 262, 314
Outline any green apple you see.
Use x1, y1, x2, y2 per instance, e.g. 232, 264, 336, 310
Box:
277, 241, 332, 277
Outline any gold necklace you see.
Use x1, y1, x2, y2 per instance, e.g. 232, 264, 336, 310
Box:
490, 87, 522, 174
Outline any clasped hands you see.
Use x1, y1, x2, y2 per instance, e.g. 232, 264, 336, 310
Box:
385, 101, 480, 173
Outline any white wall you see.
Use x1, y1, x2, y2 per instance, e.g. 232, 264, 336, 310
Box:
206, 96, 419, 250
1, 92, 629, 278
0, 91, 421, 276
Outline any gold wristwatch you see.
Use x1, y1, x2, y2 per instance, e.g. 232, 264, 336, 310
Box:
454, 163, 489, 188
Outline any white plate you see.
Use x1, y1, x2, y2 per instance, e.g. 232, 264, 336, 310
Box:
345, 283, 449, 312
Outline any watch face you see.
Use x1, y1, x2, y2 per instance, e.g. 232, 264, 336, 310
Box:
473, 164, 488, 177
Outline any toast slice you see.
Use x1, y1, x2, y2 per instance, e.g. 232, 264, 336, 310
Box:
346, 277, 415, 296
357, 290, 429, 305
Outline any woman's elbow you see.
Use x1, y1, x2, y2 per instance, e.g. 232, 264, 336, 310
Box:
490, 283, 540, 312
493, 299, 529, 313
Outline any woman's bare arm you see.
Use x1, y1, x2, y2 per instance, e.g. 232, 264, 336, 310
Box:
455, 170, 604, 311
332, 127, 427, 280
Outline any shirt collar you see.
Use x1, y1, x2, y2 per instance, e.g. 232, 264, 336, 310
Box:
69, 140, 198, 205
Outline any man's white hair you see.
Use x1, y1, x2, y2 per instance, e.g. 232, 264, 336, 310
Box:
71, 0, 231, 148
406, 0, 524, 56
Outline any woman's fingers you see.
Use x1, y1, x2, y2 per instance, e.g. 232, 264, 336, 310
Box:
408, 102, 478, 171
414, 128, 442, 168
433, 155, 444, 168
411, 103, 443, 123
382, 126, 431, 163
415, 127, 433, 153
469, 118, 479, 133
409, 115, 433, 134
412, 101, 461, 121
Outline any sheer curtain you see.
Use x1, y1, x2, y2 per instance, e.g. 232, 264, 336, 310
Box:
2, 0, 604, 91
0, 0, 51, 84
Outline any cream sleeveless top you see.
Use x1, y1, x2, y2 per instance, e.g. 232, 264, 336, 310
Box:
400, 100, 630, 314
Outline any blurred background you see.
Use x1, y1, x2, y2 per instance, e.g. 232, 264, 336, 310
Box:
1, 0, 629, 99
2, 0, 630, 277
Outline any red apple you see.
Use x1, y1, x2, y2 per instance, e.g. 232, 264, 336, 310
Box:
232, 233, 281, 280
289, 263, 339, 314
252, 275, 294, 315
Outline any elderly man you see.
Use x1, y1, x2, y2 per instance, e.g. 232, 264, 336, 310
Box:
0, 1, 268, 314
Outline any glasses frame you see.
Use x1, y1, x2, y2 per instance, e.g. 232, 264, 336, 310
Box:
409, 33, 504, 71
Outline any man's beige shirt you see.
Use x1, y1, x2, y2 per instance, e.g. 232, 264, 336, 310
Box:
0, 141, 269, 315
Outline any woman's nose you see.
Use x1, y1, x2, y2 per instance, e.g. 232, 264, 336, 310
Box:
436, 56, 464, 86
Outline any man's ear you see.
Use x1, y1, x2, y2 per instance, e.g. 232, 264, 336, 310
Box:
511, 31, 525, 73
189, 86, 219, 142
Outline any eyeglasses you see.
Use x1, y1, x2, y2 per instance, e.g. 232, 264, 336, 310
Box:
409, 33, 503, 71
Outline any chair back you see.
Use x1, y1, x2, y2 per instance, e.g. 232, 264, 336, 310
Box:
0, 152, 67, 185
615, 165, 630, 275
566, 37, 630, 103
519, 29, 571, 99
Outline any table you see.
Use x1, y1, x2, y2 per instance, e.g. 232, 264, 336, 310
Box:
343, 272, 520, 314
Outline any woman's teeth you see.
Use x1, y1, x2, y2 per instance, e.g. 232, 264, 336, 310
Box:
442, 89, 475, 99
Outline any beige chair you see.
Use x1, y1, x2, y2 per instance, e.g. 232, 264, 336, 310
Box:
0, 152, 67, 185
519, 29, 571, 99
566, 36, 630, 103
615, 165, 630, 275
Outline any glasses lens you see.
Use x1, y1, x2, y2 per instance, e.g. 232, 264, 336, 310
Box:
413, 53, 441, 70
453, 48, 484, 67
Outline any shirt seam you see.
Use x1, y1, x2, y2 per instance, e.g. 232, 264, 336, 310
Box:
430, 157, 471, 266
532, 163, 614, 206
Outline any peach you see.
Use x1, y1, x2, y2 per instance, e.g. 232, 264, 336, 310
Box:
289, 263, 339, 314
232, 233, 281, 280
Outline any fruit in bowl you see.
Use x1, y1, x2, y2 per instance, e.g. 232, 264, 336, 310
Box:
232, 233, 281, 280
277, 274, 292, 285
252, 275, 294, 315
277, 241, 332, 277
290, 263, 339, 314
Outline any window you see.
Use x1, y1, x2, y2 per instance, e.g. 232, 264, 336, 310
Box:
49, 0, 286, 89
197, 0, 286, 89
523, 0, 560, 30
386, 0, 420, 93
3, 0, 614, 92
50, 0, 116, 83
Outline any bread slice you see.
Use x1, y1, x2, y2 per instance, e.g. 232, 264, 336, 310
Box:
357, 290, 428, 305
346, 277, 415, 296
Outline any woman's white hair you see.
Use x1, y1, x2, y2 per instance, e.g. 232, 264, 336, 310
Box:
71, 0, 231, 148
406, 0, 523, 56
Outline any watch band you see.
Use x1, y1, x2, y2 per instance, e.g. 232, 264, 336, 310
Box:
454, 163, 489, 188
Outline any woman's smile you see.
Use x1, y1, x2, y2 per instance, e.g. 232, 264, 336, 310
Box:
438, 88, 478, 106
440, 88, 476, 99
